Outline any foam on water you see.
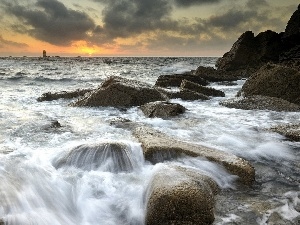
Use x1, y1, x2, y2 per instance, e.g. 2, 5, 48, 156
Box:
0, 57, 299, 224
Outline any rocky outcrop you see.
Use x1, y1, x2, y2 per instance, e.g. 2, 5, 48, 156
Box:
37, 88, 93, 102
157, 87, 210, 101
181, 80, 225, 97
215, 5, 300, 74
237, 64, 300, 105
220, 95, 300, 112
71, 76, 166, 107
270, 123, 300, 142
133, 126, 255, 185
155, 73, 208, 87
140, 101, 186, 118
216, 30, 282, 73
145, 164, 219, 225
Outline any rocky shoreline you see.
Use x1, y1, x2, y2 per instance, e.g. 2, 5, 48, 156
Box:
34, 5, 300, 225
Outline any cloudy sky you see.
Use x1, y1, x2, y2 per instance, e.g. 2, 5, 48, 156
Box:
0, 0, 298, 57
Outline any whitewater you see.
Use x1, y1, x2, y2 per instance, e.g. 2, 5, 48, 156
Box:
0, 57, 299, 225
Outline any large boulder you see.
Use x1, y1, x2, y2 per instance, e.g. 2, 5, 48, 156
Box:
145, 164, 219, 225
282, 4, 300, 49
140, 101, 186, 118
237, 64, 300, 105
37, 88, 93, 102
220, 95, 300, 112
181, 80, 225, 97
71, 76, 166, 107
133, 126, 255, 185
155, 73, 208, 87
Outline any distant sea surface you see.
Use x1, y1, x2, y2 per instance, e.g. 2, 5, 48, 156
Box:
0, 57, 299, 225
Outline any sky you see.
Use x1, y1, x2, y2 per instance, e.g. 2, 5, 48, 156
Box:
0, 0, 298, 57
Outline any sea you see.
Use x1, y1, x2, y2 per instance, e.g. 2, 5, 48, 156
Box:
0, 57, 299, 225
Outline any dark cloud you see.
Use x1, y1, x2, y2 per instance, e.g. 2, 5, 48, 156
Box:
174, 0, 221, 7
207, 10, 257, 30
0, 35, 28, 48
5, 0, 95, 45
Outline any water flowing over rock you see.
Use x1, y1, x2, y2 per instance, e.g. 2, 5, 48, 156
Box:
220, 95, 300, 112
37, 88, 93, 102
52, 142, 142, 172
180, 79, 225, 97
145, 164, 219, 225
237, 64, 300, 105
71, 76, 166, 107
155, 73, 208, 87
133, 126, 255, 185
140, 101, 186, 118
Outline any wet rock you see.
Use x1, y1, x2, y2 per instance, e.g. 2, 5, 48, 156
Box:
133, 126, 255, 185
158, 88, 210, 101
145, 164, 219, 225
37, 88, 93, 102
140, 101, 186, 118
237, 64, 300, 105
194, 66, 240, 82
220, 95, 300, 112
267, 212, 295, 225
71, 76, 166, 107
270, 123, 300, 141
53, 142, 137, 172
155, 73, 208, 87
50, 120, 62, 128
180, 80, 225, 97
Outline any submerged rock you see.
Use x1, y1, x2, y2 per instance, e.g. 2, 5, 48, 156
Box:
53, 142, 140, 172
145, 164, 219, 225
181, 79, 225, 97
37, 88, 93, 102
133, 126, 255, 185
155, 73, 208, 87
140, 101, 186, 118
71, 76, 166, 107
220, 95, 300, 112
237, 64, 300, 105
270, 123, 300, 142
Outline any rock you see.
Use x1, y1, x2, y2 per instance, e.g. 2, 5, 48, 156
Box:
193, 66, 240, 82
71, 76, 166, 107
37, 88, 93, 102
52, 142, 138, 172
170, 89, 210, 101
180, 80, 225, 97
270, 123, 300, 141
140, 101, 186, 118
155, 73, 208, 87
237, 64, 300, 105
220, 95, 300, 112
133, 126, 255, 185
50, 120, 62, 128
282, 4, 300, 49
216, 30, 282, 73
145, 164, 219, 225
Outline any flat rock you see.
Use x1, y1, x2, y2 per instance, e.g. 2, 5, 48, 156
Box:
220, 95, 300, 112
37, 88, 93, 102
181, 79, 225, 97
270, 123, 300, 142
140, 101, 186, 118
133, 126, 255, 185
71, 76, 166, 107
145, 164, 219, 225
155, 73, 208, 87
